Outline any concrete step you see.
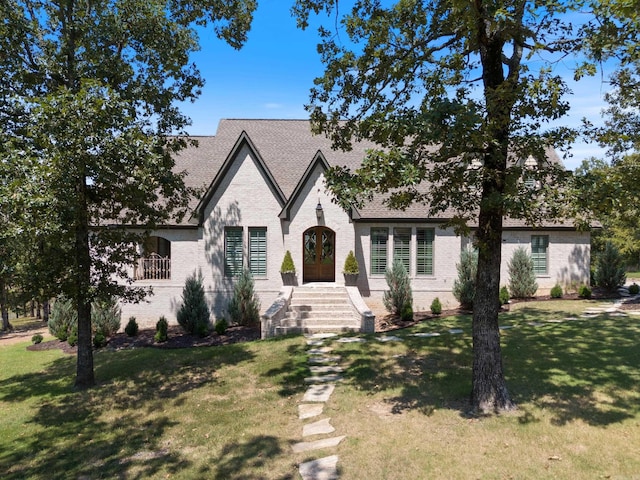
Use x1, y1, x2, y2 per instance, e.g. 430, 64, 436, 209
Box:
275, 325, 361, 336
284, 311, 355, 321
280, 318, 361, 328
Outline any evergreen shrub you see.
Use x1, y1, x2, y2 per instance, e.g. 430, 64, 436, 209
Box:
93, 331, 107, 348
124, 316, 139, 337
215, 318, 228, 335
48, 296, 77, 342
507, 247, 538, 298
155, 316, 168, 342
176, 271, 211, 336
499, 286, 510, 305
629, 283, 640, 295
92, 297, 121, 337
383, 259, 413, 316
31, 333, 43, 344
453, 247, 477, 310
550, 284, 563, 298
594, 242, 627, 292
228, 269, 261, 326
343, 250, 359, 274
280, 250, 296, 273
430, 297, 442, 315
578, 285, 592, 299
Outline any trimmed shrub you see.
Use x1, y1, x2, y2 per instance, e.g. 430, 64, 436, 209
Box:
343, 250, 359, 274
93, 331, 107, 348
629, 283, 640, 295
31, 333, 43, 344
578, 285, 592, 299
48, 296, 77, 342
92, 297, 121, 337
499, 286, 510, 305
124, 316, 139, 337
228, 269, 261, 326
280, 250, 296, 273
594, 242, 626, 292
67, 326, 78, 347
383, 259, 413, 316
453, 247, 477, 310
215, 318, 228, 335
507, 247, 538, 298
154, 316, 168, 343
401, 303, 413, 322
176, 271, 211, 335
430, 297, 442, 315
550, 284, 563, 298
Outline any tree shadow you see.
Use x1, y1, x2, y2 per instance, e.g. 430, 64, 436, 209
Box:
261, 340, 310, 397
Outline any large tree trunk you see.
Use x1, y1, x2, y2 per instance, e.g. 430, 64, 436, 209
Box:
0, 279, 12, 331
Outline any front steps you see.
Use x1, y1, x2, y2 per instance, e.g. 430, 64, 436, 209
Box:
274, 285, 361, 336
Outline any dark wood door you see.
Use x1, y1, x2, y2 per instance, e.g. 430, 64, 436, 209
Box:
303, 227, 335, 282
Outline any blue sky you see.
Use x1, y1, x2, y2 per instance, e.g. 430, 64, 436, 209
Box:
180, 1, 609, 171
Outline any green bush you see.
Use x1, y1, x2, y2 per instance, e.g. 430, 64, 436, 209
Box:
430, 297, 442, 315
499, 286, 510, 305
383, 259, 413, 316
507, 247, 538, 298
176, 271, 211, 335
48, 296, 77, 342
280, 250, 296, 273
629, 283, 640, 295
594, 242, 626, 292
31, 333, 43, 344
93, 331, 107, 348
154, 316, 168, 343
67, 326, 78, 347
578, 285, 592, 299
550, 284, 563, 298
343, 250, 359, 274
401, 303, 413, 322
228, 269, 261, 326
453, 247, 477, 310
92, 297, 121, 337
124, 316, 139, 337
215, 318, 228, 335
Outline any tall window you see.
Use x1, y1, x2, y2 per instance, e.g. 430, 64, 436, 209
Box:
225, 227, 243, 277
531, 235, 549, 275
393, 228, 411, 273
249, 227, 267, 276
416, 228, 435, 275
370, 228, 388, 275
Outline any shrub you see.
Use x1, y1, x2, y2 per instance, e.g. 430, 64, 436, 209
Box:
280, 250, 296, 273
383, 259, 413, 316
176, 271, 211, 335
215, 318, 228, 335
629, 283, 640, 295
430, 297, 442, 315
507, 247, 538, 298
31, 333, 43, 344
124, 316, 139, 337
93, 331, 107, 348
48, 296, 77, 342
154, 316, 168, 343
67, 326, 78, 347
228, 269, 261, 326
578, 285, 592, 299
550, 284, 563, 298
91, 297, 121, 337
594, 242, 626, 292
453, 247, 477, 310
401, 303, 413, 322
499, 286, 510, 305
343, 250, 359, 274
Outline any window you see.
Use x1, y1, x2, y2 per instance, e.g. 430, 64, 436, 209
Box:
370, 228, 388, 275
393, 228, 411, 273
225, 227, 243, 277
249, 227, 267, 276
135, 236, 171, 280
416, 228, 435, 275
531, 235, 549, 275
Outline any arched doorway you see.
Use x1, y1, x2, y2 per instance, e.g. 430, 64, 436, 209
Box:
303, 226, 335, 283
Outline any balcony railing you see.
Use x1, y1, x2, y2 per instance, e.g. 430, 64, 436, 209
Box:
135, 253, 171, 280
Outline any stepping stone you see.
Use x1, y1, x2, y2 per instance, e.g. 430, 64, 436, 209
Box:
527, 322, 544, 327
299, 404, 324, 419
580, 314, 599, 318
303, 418, 336, 437
310, 365, 344, 374
292, 435, 346, 453
305, 374, 343, 384
499, 325, 515, 330
448, 329, 463, 334
303, 384, 335, 402
307, 339, 326, 346
336, 337, 367, 343
308, 347, 333, 355
546, 319, 564, 323
308, 356, 341, 364
307, 333, 338, 339
377, 335, 403, 342
411, 332, 441, 338
584, 309, 604, 314
563, 317, 579, 321
609, 312, 628, 317
299, 455, 339, 480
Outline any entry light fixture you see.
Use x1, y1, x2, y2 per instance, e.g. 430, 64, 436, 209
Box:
316, 201, 323, 220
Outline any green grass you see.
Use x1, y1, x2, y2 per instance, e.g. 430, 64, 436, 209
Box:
626, 270, 640, 280
1, 300, 639, 479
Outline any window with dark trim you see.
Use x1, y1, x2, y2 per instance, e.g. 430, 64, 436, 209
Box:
393, 228, 411, 273
249, 227, 267, 276
416, 228, 435, 275
225, 227, 243, 277
531, 235, 549, 275
370, 228, 388, 275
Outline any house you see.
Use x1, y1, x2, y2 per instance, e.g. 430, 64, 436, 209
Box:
121, 119, 591, 332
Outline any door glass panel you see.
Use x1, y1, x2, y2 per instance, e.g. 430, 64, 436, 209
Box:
304, 231, 317, 264
321, 230, 334, 264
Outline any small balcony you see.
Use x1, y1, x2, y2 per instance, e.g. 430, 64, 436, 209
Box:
135, 253, 171, 280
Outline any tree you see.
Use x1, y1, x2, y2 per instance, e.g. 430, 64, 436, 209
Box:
453, 247, 478, 310
1, 0, 256, 388
293, 0, 588, 412
507, 247, 538, 299
382, 259, 412, 317
177, 271, 211, 336
594, 242, 627, 292
228, 269, 261, 326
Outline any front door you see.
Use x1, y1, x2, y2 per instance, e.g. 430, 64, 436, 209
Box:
303, 227, 335, 283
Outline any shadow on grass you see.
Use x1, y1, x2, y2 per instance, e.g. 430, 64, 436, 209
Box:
0, 343, 255, 479
335, 307, 640, 425
261, 338, 309, 397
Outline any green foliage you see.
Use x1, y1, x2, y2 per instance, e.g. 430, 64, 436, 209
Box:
453, 248, 477, 310
383, 259, 413, 316
594, 242, 627, 292
92, 297, 121, 337
67, 327, 78, 347
215, 318, 228, 335
48, 296, 77, 342
228, 270, 261, 326
629, 283, 640, 295
93, 332, 107, 349
550, 284, 564, 299
507, 247, 538, 299
401, 303, 413, 322
155, 316, 168, 343
124, 317, 139, 337
578, 285, 592, 299
499, 286, 510, 305
31, 333, 43, 344
343, 250, 359, 274
430, 297, 442, 315
280, 250, 296, 273
176, 271, 211, 335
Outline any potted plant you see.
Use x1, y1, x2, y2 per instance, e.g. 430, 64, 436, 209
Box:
280, 250, 297, 286
343, 250, 359, 286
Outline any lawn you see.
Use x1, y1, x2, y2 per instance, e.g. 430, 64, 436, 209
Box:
1, 300, 638, 479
